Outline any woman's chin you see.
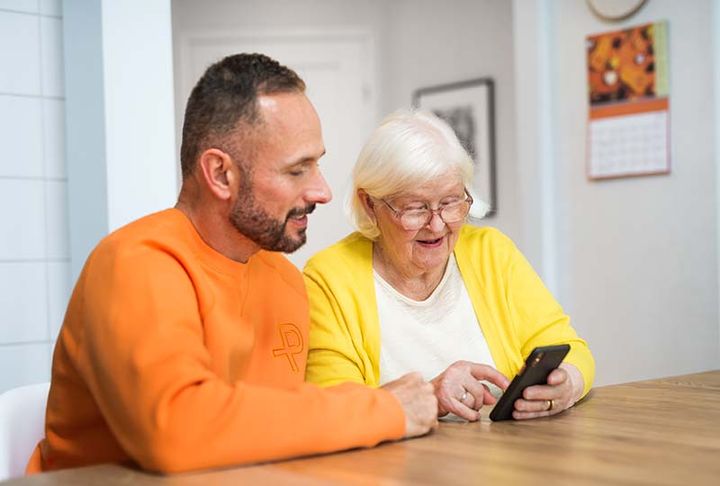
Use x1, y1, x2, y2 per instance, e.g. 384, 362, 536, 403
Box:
412, 245, 451, 270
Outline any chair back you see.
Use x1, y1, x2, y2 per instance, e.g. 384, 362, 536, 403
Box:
0, 382, 50, 480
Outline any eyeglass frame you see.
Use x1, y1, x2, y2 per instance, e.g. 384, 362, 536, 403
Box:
376, 188, 474, 231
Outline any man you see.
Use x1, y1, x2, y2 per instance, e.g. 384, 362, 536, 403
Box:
28, 53, 437, 474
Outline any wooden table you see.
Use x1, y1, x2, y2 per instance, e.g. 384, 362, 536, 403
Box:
5, 371, 720, 485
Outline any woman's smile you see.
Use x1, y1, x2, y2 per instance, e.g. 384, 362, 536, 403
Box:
415, 234, 446, 249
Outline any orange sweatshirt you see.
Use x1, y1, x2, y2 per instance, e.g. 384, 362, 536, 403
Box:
28, 209, 405, 474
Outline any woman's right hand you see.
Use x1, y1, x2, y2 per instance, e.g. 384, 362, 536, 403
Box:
430, 361, 510, 421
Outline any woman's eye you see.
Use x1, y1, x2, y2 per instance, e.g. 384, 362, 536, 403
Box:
443, 196, 462, 204
405, 206, 427, 214
442, 200, 461, 207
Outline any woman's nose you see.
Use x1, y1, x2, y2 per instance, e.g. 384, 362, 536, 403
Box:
427, 211, 446, 232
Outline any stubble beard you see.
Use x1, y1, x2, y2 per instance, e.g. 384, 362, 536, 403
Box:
229, 177, 315, 253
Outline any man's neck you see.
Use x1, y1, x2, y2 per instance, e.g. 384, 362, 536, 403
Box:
175, 198, 260, 264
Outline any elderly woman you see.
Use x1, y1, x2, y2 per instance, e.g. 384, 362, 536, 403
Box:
304, 110, 594, 421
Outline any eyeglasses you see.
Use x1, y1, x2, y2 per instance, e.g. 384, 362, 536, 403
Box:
378, 188, 473, 231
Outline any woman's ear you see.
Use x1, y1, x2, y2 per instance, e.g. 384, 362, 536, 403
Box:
198, 148, 235, 201
357, 189, 377, 224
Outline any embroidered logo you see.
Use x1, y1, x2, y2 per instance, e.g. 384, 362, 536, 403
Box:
272, 323, 304, 372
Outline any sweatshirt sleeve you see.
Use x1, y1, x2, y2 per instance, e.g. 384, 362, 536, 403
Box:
74, 245, 404, 473
502, 236, 596, 398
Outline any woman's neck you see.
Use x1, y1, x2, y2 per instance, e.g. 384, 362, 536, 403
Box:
372, 243, 449, 301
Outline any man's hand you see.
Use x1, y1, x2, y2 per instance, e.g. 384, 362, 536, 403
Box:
431, 361, 510, 421
382, 372, 438, 438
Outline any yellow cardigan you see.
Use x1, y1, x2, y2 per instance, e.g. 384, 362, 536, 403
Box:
303, 225, 595, 398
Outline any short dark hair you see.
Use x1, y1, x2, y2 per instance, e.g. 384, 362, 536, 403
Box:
180, 53, 306, 178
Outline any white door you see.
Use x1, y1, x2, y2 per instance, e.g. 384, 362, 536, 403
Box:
177, 30, 378, 268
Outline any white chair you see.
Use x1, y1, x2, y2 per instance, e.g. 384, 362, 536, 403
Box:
0, 382, 50, 481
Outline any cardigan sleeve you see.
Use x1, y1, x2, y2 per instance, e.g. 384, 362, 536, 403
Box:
503, 235, 595, 398
303, 265, 372, 387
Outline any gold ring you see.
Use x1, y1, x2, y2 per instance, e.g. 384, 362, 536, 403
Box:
547, 399, 554, 411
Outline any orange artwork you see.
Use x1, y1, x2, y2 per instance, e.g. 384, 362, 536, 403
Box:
587, 23, 662, 106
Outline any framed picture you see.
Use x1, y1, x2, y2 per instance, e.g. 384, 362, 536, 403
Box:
412, 78, 497, 217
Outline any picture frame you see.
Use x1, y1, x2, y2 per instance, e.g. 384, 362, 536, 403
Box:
412, 78, 497, 217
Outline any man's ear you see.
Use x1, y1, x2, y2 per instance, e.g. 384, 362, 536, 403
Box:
198, 148, 235, 201
357, 189, 377, 224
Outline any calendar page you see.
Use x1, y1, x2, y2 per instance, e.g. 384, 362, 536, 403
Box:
586, 21, 670, 180
588, 99, 669, 179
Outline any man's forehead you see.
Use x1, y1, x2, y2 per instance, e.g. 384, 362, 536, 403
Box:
257, 92, 315, 118
256, 94, 281, 113
249, 92, 324, 166
255, 93, 318, 134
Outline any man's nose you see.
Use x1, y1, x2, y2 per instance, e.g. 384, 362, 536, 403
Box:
306, 169, 332, 205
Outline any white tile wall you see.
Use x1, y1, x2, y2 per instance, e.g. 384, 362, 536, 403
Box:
38, 0, 60, 17
0, 7, 67, 393
47, 261, 70, 339
40, 15, 63, 97
0, 0, 38, 14
0, 95, 44, 178
42, 98, 65, 177
0, 262, 48, 343
0, 11, 41, 95
0, 179, 47, 260
0, 343, 51, 392
45, 180, 69, 259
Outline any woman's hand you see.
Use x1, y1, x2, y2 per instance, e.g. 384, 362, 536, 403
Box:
512, 363, 585, 420
430, 361, 510, 421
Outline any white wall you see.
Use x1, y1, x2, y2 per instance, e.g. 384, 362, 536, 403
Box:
170, 0, 388, 136
714, 0, 720, 371
0, 0, 68, 393
512, 0, 557, 287
517, 0, 720, 384
64, 0, 177, 280
101, 1, 178, 232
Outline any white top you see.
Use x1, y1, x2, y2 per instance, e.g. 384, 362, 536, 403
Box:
376, 254, 496, 385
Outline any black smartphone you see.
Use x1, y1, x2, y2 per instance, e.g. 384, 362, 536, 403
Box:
489, 344, 570, 421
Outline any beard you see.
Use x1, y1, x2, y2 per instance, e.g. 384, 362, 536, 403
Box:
229, 188, 316, 253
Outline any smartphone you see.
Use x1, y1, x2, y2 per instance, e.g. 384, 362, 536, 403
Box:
489, 344, 570, 421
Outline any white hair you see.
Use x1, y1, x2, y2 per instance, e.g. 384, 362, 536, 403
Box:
348, 109, 489, 240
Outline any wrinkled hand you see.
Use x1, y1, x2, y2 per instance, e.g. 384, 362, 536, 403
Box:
431, 361, 510, 421
513, 363, 585, 420
382, 372, 438, 438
